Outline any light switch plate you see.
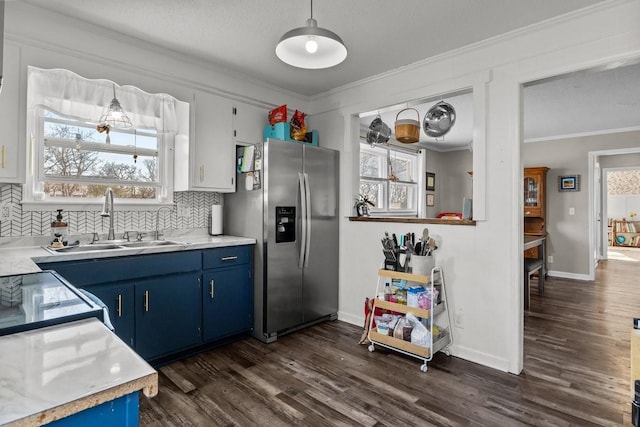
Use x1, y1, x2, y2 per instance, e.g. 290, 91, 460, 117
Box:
177, 202, 191, 218
569, 207, 575, 216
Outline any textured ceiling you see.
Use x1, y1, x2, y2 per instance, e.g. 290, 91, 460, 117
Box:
17, 0, 639, 147
22, 0, 604, 96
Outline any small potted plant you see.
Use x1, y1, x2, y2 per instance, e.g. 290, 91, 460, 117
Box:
354, 194, 375, 217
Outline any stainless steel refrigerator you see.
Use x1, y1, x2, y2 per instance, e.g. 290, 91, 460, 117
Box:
224, 138, 339, 343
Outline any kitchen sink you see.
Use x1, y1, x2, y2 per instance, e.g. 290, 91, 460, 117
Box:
120, 240, 187, 248
44, 240, 188, 254
45, 243, 124, 253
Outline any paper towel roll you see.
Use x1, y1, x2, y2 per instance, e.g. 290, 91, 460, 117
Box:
210, 205, 223, 235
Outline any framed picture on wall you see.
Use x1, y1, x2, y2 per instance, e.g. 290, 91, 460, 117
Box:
559, 174, 580, 192
426, 194, 434, 206
426, 172, 436, 191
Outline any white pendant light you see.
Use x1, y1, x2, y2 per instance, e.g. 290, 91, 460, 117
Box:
276, 0, 347, 69
99, 84, 133, 129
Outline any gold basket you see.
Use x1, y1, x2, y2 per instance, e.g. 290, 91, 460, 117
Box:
394, 108, 420, 143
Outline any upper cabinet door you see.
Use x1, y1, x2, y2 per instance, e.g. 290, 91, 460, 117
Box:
233, 102, 266, 146
191, 91, 235, 192
0, 44, 23, 183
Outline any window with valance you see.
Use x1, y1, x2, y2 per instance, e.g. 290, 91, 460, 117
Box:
24, 66, 188, 207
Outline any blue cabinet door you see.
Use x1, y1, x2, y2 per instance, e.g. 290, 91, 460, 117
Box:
85, 283, 135, 348
202, 267, 252, 342
135, 272, 202, 361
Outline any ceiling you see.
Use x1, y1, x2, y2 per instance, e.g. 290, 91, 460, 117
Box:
23, 0, 605, 96
19, 0, 640, 148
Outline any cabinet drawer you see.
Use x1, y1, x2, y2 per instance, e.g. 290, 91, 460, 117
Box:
203, 245, 252, 269
524, 206, 541, 217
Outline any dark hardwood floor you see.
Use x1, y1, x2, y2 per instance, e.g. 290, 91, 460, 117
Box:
140, 249, 640, 426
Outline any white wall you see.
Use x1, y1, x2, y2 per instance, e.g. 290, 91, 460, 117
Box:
310, 0, 640, 373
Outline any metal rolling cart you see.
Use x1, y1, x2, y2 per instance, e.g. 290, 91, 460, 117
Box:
367, 267, 452, 372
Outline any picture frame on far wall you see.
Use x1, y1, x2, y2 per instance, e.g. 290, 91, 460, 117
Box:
426, 172, 435, 191
559, 174, 580, 192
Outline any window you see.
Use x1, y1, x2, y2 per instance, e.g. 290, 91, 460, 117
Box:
25, 67, 185, 208
41, 110, 159, 199
359, 142, 419, 215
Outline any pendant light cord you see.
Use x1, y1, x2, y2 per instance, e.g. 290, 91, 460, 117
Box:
310, 0, 313, 19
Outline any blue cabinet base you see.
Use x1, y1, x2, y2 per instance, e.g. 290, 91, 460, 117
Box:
45, 392, 139, 427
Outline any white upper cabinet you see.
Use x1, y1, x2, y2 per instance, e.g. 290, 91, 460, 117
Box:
0, 44, 23, 183
175, 91, 235, 193
233, 102, 266, 146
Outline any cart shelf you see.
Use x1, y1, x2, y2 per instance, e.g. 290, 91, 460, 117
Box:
368, 266, 452, 372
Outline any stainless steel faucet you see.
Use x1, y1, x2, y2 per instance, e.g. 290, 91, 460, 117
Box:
101, 187, 116, 241
154, 206, 173, 240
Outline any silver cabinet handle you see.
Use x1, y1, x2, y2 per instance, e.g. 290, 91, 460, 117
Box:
210, 280, 215, 298
221, 256, 238, 261
144, 290, 150, 312
117, 294, 122, 317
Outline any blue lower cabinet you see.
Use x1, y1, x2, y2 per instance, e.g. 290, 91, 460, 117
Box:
84, 283, 135, 347
37, 246, 254, 363
202, 267, 252, 342
135, 272, 202, 361
45, 392, 139, 426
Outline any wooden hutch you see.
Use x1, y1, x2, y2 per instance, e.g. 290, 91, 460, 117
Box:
524, 167, 549, 258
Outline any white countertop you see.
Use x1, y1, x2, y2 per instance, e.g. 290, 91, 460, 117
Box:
0, 318, 158, 426
0, 234, 256, 276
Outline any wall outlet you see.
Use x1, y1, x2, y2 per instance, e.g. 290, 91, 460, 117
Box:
177, 202, 191, 218
548, 255, 554, 263
0, 203, 13, 222
569, 207, 575, 216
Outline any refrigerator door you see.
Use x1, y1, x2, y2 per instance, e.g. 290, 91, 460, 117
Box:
264, 139, 304, 334
302, 145, 340, 323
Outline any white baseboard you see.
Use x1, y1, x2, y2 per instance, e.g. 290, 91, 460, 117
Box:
338, 311, 364, 327
338, 311, 512, 373
547, 270, 591, 281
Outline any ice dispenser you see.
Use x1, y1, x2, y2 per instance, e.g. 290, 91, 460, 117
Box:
275, 206, 295, 243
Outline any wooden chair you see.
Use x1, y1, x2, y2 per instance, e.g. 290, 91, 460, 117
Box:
524, 258, 544, 310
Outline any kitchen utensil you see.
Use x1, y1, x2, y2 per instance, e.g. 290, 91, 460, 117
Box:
366, 115, 391, 145
423, 101, 456, 138
394, 108, 420, 143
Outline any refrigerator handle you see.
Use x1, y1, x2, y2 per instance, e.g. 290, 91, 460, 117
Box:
298, 172, 307, 269
303, 172, 312, 268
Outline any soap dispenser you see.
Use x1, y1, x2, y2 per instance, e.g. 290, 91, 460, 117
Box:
50, 209, 69, 237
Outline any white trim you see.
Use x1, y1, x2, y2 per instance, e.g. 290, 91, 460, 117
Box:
524, 126, 640, 144
21, 199, 176, 212
547, 270, 592, 281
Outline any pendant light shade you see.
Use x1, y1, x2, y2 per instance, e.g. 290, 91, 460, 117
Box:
99, 84, 132, 129
276, 1, 347, 69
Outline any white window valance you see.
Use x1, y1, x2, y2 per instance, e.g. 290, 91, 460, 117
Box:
27, 66, 178, 132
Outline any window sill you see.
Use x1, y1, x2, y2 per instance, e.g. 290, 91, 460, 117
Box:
21, 200, 176, 212
348, 216, 476, 226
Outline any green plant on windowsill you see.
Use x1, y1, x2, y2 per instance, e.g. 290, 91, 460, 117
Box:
354, 194, 375, 217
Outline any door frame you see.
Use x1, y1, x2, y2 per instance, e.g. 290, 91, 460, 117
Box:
588, 147, 640, 279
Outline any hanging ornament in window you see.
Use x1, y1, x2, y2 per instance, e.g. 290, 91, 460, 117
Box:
75, 133, 82, 151
132, 130, 138, 163
96, 124, 111, 144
